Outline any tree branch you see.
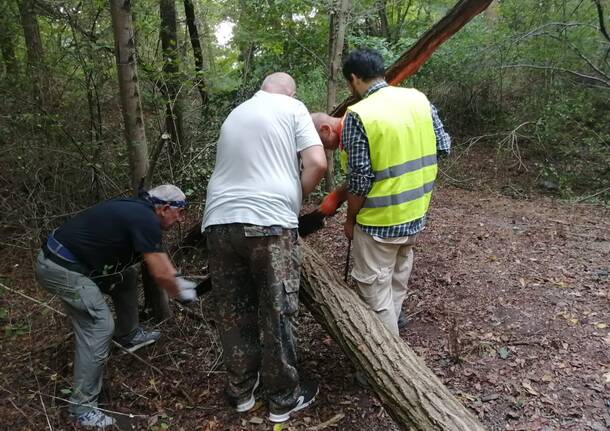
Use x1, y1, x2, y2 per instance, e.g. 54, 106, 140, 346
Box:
515, 25, 610, 83
592, 0, 610, 43
500, 63, 610, 88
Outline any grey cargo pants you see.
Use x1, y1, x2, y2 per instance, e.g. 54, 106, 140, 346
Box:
35, 251, 138, 416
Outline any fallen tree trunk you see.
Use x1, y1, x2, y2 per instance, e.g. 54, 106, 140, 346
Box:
300, 241, 485, 431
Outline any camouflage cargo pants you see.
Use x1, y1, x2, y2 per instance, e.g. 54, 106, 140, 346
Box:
206, 224, 301, 410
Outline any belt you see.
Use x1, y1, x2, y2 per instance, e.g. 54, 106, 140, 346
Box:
42, 244, 90, 275
46, 231, 77, 263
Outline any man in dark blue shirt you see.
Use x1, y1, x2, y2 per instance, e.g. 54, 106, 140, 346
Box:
35, 184, 197, 429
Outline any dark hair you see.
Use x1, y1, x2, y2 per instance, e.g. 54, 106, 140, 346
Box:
342, 48, 385, 81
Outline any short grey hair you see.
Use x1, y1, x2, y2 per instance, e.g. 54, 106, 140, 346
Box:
148, 184, 186, 206
261, 72, 296, 97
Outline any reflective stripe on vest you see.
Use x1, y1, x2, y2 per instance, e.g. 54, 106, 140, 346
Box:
348, 86, 437, 227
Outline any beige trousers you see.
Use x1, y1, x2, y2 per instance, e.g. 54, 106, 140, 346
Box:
351, 225, 417, 335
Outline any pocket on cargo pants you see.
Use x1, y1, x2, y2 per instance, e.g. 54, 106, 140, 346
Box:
281, 278, 300, 316
352, 266, 393, 313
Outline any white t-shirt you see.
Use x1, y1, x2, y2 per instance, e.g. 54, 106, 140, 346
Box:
202, 90, 322, 230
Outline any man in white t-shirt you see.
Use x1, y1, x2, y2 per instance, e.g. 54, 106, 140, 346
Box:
202, 72, 326, 423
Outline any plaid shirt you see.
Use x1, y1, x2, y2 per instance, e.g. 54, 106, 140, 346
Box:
342, 80, 451, 238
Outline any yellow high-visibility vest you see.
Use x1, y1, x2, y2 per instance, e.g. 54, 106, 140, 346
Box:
347, 86, 437, 227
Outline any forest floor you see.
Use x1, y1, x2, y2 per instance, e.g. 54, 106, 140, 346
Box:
1, 151, 609, 431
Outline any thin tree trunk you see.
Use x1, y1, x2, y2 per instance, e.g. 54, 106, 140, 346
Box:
238, 0, 255, 88
160, 0, 184, 154
18, 0, 47, 107
377, 0, 391, 42
0, 29, 18, 76
109, 1, 149, 191
300, 242, 486, 431
110, 0, 170, 320
0, 0, 18, 76
183, 0, 209, 113
324, 0, 350, 192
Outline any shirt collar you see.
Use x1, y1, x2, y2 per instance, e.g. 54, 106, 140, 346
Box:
363, 80, 388, 98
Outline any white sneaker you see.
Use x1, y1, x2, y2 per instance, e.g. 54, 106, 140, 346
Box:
268, 381, 319, 423
235, 373, 260, 413
72, 409, 116, 429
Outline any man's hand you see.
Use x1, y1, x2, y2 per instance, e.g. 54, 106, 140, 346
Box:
344, 219, 355, 240
345, 192, 366, 240
319, 185, 348, 216
175, 276, 198, 304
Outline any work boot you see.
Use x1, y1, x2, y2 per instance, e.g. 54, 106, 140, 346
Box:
229, 373, 260, 413
268, 381, 319, 423
71, 409, 115, 429
114, 327, 160, 353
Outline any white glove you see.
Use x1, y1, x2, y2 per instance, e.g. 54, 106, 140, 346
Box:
175, 276, 197, 304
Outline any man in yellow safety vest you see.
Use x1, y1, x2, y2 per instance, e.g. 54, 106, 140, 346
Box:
338, 48, 451, 335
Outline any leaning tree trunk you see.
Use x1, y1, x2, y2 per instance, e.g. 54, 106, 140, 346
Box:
300, 242, 485, 431
324, 0, 350, 192
331, 0, 494, 117
110, 0, 169, 320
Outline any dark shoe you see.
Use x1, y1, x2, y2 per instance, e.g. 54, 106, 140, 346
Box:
397, 312, 408, 330
268, 381, 319, 423
354, 371, 370, 389
231, 373, 260, 413
114, 327, 160, 353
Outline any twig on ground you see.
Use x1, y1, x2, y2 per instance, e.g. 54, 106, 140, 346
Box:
1, 282, 67, 317
572, 187, 610, 203
120, 381, 150, 402
39, 392, 53, 431
33, 371, 54, 431
177, 303, 214, 324
1, 282, 164, 375
9, 398, 39, 429
306, 413, 346, 430
406, 309, 424, 320
33, 391, 149, 419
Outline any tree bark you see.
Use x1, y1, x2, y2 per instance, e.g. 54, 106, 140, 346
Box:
160, 0, 184, 154
331, 0, 494, 117
237, 0, 255, 88
183, 0, 209, 112
376, 0, 391, 41
299, 242, 486, 431
0, 0, 18, 76
109, 0, 149, 193
18, 0, 47, 107
324, 0, 350, 191
0, 24, 18, 76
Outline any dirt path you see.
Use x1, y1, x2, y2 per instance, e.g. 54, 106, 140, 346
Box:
1, 185, 608, 430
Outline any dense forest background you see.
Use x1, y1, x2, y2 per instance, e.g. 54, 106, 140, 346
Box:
0, 0, 608, 246
1, 2, 609, 430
